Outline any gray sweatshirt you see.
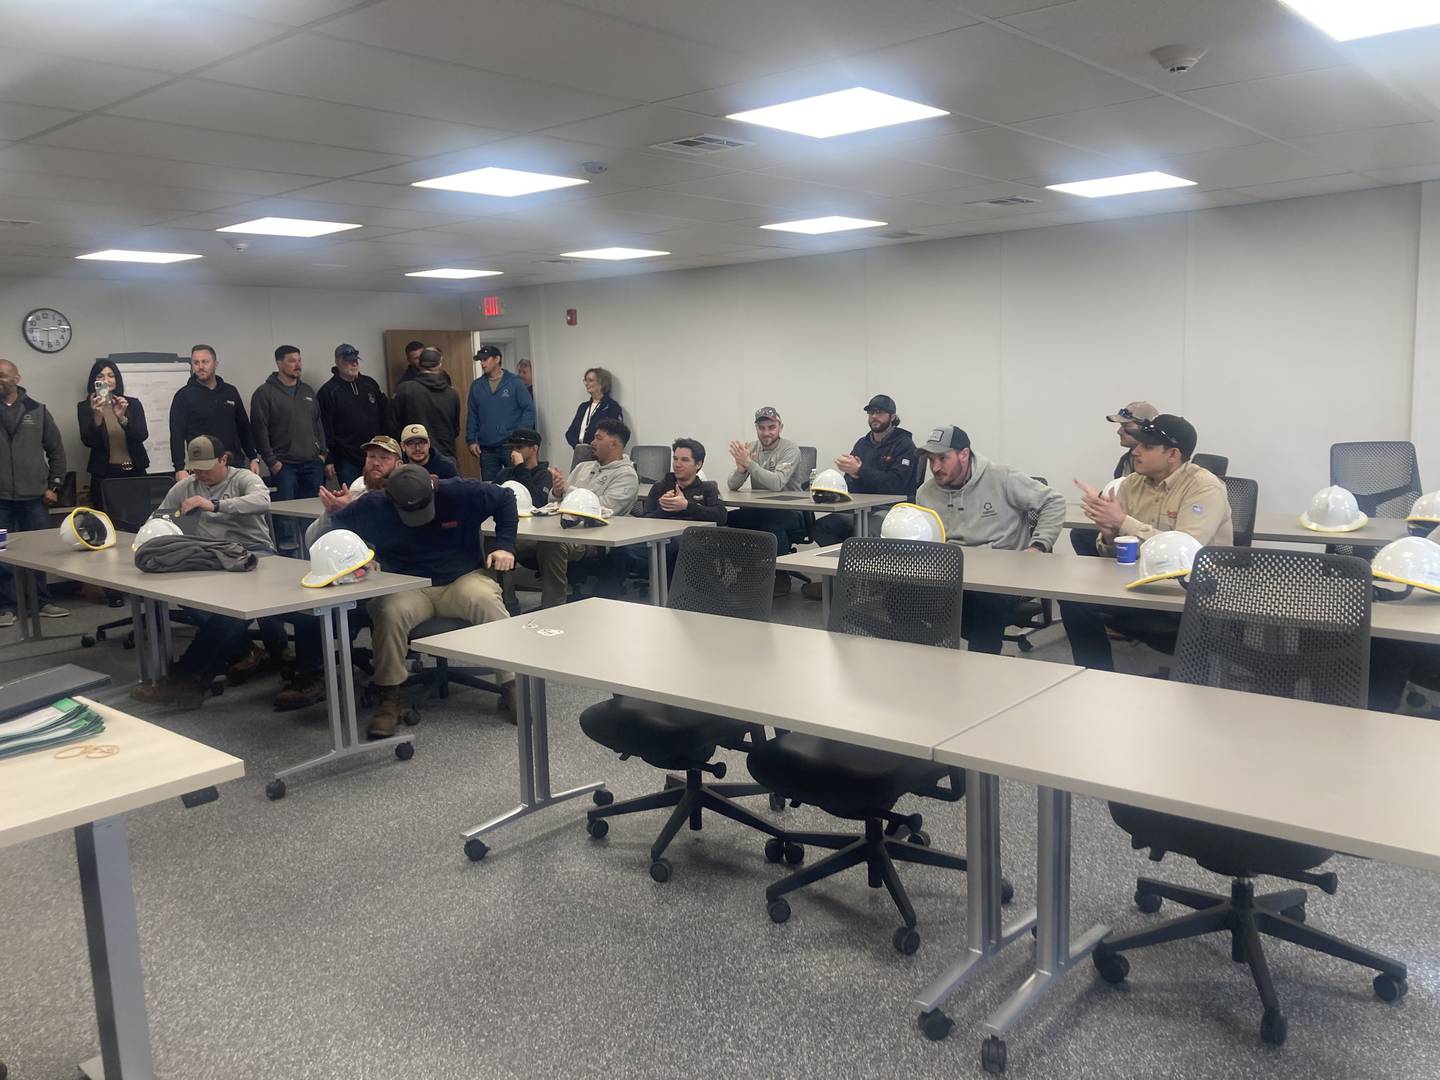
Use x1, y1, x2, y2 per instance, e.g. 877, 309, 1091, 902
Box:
915, 452, 1065, 552
250, 373, 325, 468
727, 436, 802, 491
156, 467, 274, 551
564, 455, 639, 516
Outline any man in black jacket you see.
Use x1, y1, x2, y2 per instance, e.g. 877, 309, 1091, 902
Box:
495, 427, 550, 507
392, 348, 461, 460
398, 340, 425, 384
400, 424, 459, 479
168, 344, 259, 481
319, 343, 393, 487
0, 358, 69, 624
628, 437, 727, 583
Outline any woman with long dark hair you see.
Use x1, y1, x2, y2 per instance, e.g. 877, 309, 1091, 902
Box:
77, 358, 150, 516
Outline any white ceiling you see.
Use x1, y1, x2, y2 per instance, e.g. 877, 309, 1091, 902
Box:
0, 0, 1438, 292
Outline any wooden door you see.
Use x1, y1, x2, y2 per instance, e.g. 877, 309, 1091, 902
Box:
383, 329, 477, 477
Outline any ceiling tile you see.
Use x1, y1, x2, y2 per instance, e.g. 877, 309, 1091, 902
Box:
167, 196, 464, 232
1290, 123, 1440, 173
757, 154, 997, 198
894, 126, 1124, 181
0, 101, 81, 141
0, 195, 181, 228
269, 179, 506, 217
188, 0, 369, 24
1180, 66, 1433, 140
585, 189, 792, 224
203, 33, 632, 131
1015, 95, 1264, 158
0, 144, 324, 197
1236, 173, 1381, 201
1367, 164, 1440, 185
0, 48, 171, 112
1128, 140, 1348, 190
0, 170, 247, 213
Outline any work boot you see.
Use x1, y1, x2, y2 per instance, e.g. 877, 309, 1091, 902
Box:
499, 681, 517, 725
131, 675, 208, 709
225, 645, 272, 686
367, 685, 407, 739
772, 572, 791, 598
273, 670, 327, 712
800, 581, 824, 601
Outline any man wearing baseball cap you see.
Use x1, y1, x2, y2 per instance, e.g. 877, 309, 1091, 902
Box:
318, 343, 393, 488
802, 394, 917, 600
916, 425, 1066, 652
727, 406, 805, 595
496, 426, 551, 508
1073, 399, 1160, 556
1063, 413, 1232, 671
309, 465, 520, 734
466, 344, 535, 481
400, 423, 459, 479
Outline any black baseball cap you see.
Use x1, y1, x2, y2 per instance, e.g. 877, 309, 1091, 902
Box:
1132, 414, 1197, 458
508, 427, 541, 447
334, 343, 360, 361
921, 426, 970, 454
386, 464, 436, 526
864, 394, 897, 413
476, 344, 503, 360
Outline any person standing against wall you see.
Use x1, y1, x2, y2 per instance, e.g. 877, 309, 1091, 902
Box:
0, 358, 69, 625
77, 359, 150, 516
169, 344, 260, 481
466, 345, 535, 481
564, 367, 623, 450
251, 345, 326, 554
394, 348, 461, 461
319, 343, 393, 487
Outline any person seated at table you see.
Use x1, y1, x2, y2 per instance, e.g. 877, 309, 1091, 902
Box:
726, 406, 804, 595
307, 465, 519, 735
400, 423, 459, 479
1060, 414, 1231, 671
802, 394, 916, 600
916, 425, 1065, 653
495, 427, 551, 507
511, 418, 637, 609
628, 437, 728, 583
131, 436, 280, 708
1071, 400, 1159, 557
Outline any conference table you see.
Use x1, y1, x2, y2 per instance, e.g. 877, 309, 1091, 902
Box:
1063, 503, 1409, 547
719, 486, 905, 536
0, 531, 429, 799
0, 696, 243, 1079
777, 543, 1440, 644
268, 497, 703, 605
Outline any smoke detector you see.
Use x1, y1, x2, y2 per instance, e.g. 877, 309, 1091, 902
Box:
1150, 44, 1207, 74
580, 161, 608, 175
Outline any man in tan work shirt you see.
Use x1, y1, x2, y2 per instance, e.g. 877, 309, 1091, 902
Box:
1062, 413, 1231, 670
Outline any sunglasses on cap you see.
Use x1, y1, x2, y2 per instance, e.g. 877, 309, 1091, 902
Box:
1113, 407, 1146, 421
1131, 418, 1182, 450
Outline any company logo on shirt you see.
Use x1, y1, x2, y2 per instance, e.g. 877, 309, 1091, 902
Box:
1191, 503, 1205, 514
981, 501, 996, 518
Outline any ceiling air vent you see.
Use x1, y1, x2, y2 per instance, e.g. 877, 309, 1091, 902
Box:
0, 219, 35, 228
879, 229, 925, 240
648, 133, 752, 156
542, 257, 582, 264
970, 195, 1039, 207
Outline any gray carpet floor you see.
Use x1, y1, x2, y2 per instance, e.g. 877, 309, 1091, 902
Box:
2, 585, 1437, 1079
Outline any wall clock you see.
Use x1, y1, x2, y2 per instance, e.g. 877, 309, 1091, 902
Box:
23, 308, 72, 353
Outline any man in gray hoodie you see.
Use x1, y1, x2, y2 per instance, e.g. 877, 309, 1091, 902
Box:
251, 345, 326, 555
916, 425, 1065, 653
393, 348, 461, 461
0, 358, 69, 624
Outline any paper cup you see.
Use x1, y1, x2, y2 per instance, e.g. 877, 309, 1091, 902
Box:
1114, 535, 1139, 565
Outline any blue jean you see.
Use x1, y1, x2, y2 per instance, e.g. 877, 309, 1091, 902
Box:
479, 445, 505, 482
272, 459, 326, 552
0, 498, 54, 612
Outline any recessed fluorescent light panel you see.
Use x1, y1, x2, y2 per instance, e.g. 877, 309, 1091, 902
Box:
76, 249, 202, 263
727, 87, 948, 139
405, 268, 504, 279
217, 217, 361, 237
1045, 171, 1196, 198
412, 167, 589, 197
760, 215, 887, 235
1279, 0, 1440, 41
559, 247, 669, 261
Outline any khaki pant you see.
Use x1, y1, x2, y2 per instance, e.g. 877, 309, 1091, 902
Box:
513, 538, 596, 608
369, 570, 513, 687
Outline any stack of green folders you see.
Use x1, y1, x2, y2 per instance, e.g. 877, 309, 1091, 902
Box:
0, 699, 105, 760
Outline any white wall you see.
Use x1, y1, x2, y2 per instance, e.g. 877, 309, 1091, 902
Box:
0, 279, 462, 481
1412, 181, 1440, 472
477, 184, 1427, 512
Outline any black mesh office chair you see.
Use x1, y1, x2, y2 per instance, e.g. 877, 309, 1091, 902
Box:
82, 474, 184, 650
580, 527, 794, 882
630, 444, 670, 487
748, 538, 999, 955
1223, 476, 1259, 547
1192, 452, 1228, 476
798, 445, 818, 487
570, 443, 595, 471
1330, 441, 1421, 558
1092, 547, 1408, 1046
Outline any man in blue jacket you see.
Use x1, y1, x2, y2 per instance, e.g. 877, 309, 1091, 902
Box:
465, 345, 535, 481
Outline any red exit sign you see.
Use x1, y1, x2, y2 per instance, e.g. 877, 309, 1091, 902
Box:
482, 295, 503, 317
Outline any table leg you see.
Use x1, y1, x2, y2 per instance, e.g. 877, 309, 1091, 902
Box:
821, 577, 832, 625
128, 596, 150, 685
268, 603, 413, 799
17, 567, 41, 641
75, 816, 154, 1080
460, 673, 606, 859
854, 506, 868, 538
155, 602, 173, 677
646, 542, 663, 606
913, 771, 1036, 1037
977, 786, 1108, 1073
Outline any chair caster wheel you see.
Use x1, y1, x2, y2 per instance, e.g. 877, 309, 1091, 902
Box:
401, 709, 420, 727
1135, 888, 1162, 914
265, 780, 286, 801
586, 818, 609, 839
395, 741, 414, 761
1017, 637, 1034, 653
893, 925, 920, 955
783, 842, 804, 865
649, 858, 672, 883
592, 789, 614, 806
1260, 1008, 1287, 1046
768, 792, 786, 812
1093, 949, 1130, 984
122, 637, 134, 650
1374, 974, 1408, 1002
981, 1035, 1007, 1074
464, 838, 489, 862
767, 898, 791, 924
1000, 878, 1015, 905
918, 1008, 953, 1041
81, 635, 95, 647
907, 829, 931, 847
764, 837, 784, 862
1280, 903, 1306, 923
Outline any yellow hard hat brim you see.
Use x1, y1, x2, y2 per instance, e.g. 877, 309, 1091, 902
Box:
1124, 568, 1189, 590
1298, 511, 1368, 533
301, 547, 376, 588
66, 509, 117, 550
1372, 568, 1440, 596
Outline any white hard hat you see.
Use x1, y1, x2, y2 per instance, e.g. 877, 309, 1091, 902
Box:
131, 516, 182, 551
559, 487, 610, 528
1102, 476, 1125, 500
1371, 536, 1440, 597
811, 468, 851, 504
1299, 485, 1367, 533
1407, 491, 1440, 528
1125, 531, 1203, 590
880, 502, 946, 543
348, 474, 368, 495
301, 529, 375, 588
502, 480, 534, 517
60, 508, 116, 551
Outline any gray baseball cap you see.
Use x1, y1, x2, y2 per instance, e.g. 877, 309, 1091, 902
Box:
920, 426, 970, 454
